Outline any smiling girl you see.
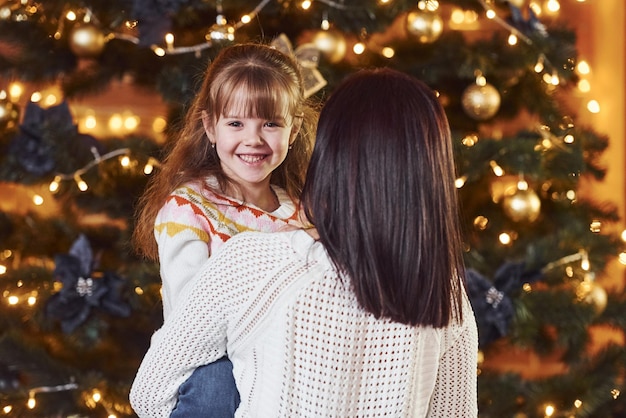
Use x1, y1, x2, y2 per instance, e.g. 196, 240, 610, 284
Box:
132, 43, 318, 417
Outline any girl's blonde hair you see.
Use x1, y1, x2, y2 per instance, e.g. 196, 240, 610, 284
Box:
133, 43, 318, 260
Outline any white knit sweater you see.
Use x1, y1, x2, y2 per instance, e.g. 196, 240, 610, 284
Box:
130, 229, 478, 417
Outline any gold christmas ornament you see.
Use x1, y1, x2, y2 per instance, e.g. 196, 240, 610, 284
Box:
206, 15, 235, 44
405, 10, 444, 44
508, 0, 526, 8
69, 23, 106, 57
0, 97, 19, 129
577, 280, 608, 314
461, 83, 501, 120
502, 187, 541, 222
312, 29, 347, 64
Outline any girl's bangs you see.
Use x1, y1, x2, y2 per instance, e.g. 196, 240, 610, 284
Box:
218, 76, 294, 121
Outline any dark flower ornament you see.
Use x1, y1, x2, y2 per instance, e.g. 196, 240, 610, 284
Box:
9, 100, 99, 177
465, 261, 542, 347
45, 234, 131, 334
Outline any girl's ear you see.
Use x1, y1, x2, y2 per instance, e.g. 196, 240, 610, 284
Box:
201, 111, 215, 142
290, 115, 303, 144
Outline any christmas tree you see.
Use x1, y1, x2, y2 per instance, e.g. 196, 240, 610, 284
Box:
1, 0, 625, 416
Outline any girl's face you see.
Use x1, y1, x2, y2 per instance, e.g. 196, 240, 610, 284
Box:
202, 103, 297, 196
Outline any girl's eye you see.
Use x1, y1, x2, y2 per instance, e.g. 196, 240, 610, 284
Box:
265, 121, 283, 128
227, 121, 243, 127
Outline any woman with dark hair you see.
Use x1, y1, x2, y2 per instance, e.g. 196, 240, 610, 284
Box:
131, 67, 478, 417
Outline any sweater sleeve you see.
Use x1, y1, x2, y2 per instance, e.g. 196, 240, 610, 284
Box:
155, 192, 212, 319
427, 295, 479, 417
130, 257, 230, 417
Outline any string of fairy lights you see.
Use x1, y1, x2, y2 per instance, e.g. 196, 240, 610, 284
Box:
0, 0, 623, 416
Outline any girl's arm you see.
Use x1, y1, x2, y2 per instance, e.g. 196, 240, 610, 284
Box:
155, 192, 212, 318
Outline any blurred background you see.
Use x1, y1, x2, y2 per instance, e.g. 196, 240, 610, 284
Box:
0, 0, 625, 416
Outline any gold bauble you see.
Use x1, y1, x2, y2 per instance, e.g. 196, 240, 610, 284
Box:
0, 98, 19, 129
461, 82, 501, 120
206, 23, 235, 43
584, 282, 608, 314
502, 187, 541, 222
312, 29, 347, 64
405, 10, 444, 44
69, 24, 106, 57
508, 0, 526, 8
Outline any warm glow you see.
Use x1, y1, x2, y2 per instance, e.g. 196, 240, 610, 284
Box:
27, 296, 36, 306
153, 47, 165, 56
353, 42, 365, 55
301, 0, 312, 10
381, 47, 394, 58
564, 134, 574, 144
507, 34, 518, 45
3, 405, 12, 413
489, 161, 504, 176
109, 114, 124, 131
0, 265, 6, 275
120, 155, 131, 167
498, 233, 512, 245
577, 79, 591, 93
455, 176, 467, 188
587, 100, 600, 113
544, 0, 561, 14
66, 11, 77, 20
92, 391, 102, 402
49, 177, 61, 193
152, 116, 167, 133
124, 115, 140, 131
75, 175, 88, 192
545, 404, 555, 416
240, 14, 252, 24
450, 9, 464, 24
8, 295, 19, 305
82, 113, 96, 130
8, 82, 23, 101
27, 397, 35, 409
32, 194, 44, 205
486, 9, 496, 19
577, 60, 591, 74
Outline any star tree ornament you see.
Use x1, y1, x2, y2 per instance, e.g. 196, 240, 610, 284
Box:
462, 81, 501, 120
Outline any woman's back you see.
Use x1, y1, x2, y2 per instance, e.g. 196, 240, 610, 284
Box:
130, 230, 478, 417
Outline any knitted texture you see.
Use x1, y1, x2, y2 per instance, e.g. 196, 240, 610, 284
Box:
155, 178, 300, 318
130, 230, 478, 418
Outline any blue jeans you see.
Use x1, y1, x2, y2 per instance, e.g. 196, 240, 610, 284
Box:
170, 356, 240, 418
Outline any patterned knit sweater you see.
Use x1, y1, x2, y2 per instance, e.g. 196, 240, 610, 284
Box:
130, 229, 479, 417
155, 177, 300, 319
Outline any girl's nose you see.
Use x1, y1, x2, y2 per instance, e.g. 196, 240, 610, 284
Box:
242, 126, 264, 145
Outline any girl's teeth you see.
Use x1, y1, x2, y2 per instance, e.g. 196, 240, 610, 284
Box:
240, 155, 264, 163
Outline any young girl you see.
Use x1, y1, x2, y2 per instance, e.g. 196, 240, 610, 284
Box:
133, 43, 317, 417
131, 68, 478, 417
